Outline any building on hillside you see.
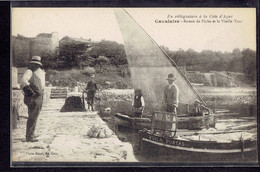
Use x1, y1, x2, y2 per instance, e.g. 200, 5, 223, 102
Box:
59, 36, 94, 52
12, 32, 59, 67
31, 32, 59, 55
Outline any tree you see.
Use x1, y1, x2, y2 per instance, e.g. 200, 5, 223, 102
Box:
241, 48, 256, 81
88, 40, 126, 59
59, 41, 90, 68
110, 55, 128, 66
94, 56, 109, 72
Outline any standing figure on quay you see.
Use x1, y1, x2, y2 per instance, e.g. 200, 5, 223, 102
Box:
21, 56, 45, 142
84, 74, 98, 111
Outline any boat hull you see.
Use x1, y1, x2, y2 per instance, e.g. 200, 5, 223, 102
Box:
140, 132, 257, 162
115, 113, 216, 130
114, 113, 151, 130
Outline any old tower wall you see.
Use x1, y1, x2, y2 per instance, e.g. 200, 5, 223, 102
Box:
12, 32, 59, 67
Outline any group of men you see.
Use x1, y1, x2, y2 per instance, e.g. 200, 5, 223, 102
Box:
20, 56, 209, 142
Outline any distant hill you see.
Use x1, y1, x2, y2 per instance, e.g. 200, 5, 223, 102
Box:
187, 71, 256, 87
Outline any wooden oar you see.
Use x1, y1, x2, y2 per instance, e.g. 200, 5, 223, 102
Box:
177, 129, 244, 136
195, 130, 244, 135
238, 117, 256, 120
82, 91, 86, 109
215, 109, 230, 113
226, 123, 257, 130
212, 112, 239, 117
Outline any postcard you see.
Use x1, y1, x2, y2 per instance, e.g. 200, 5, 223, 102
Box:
11, 6, 257, 166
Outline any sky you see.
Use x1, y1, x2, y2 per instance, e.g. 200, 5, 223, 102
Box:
12, 8, 256, 52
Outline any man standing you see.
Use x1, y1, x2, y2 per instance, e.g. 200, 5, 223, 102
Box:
163, 73, 179, 114
84, 74, 98, 111
162, 73, 179, 137
132, 89, 145, 118
21, 56, 45, 142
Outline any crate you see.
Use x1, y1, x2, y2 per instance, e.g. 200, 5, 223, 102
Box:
151, 111, 177, 137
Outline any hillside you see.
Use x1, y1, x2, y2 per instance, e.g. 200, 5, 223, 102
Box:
186, 71, 256, 87
45, 67, 132, 90
45, 68, 255, 90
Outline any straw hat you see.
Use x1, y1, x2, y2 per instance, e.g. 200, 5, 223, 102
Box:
29, 56, 42, 66
166, 73, 176, 81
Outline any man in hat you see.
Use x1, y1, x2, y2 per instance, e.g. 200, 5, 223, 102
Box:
192, 99, 211, 116
20, 56, 45, 142
162, 73, 179, 114
84, 74, 98, 111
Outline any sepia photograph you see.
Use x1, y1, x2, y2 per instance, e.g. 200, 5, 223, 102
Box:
11, 6, 257, 166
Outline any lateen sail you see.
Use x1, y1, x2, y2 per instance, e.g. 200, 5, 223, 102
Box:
114, 9, 205, 113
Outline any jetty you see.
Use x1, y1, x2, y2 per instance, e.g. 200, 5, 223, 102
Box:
11, 88, 137, 163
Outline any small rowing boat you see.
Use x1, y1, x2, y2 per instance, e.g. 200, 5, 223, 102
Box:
115, 112, 216, 130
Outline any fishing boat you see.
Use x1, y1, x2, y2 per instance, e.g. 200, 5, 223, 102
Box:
138, 111, 257, 161
114, 113, 151, 130
140, 130, 257, 161
115, 112, 216, 130
114, 9, 219, 131
113, 9, 257, 160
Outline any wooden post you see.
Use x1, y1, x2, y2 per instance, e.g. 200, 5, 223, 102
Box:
186, 104, 189, 114
240, 133, 244, 160
138, 130, 143, 151
163, 113, 167, 136
151, 113, 155, 134
114, 116, 118, 135
12, 105, 18, 129
213, 97, 216, 113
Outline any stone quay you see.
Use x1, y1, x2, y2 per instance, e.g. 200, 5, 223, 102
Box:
11, 88, 137, 163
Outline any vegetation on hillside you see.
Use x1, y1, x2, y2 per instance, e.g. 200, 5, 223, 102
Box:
40, 40, 128, 70
14, 38, 256, 86
46, 66, 132, 89
161, 47, 256, 82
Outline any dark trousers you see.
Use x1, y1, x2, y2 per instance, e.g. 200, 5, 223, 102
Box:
87, 93, 95, 105
134, 112, 142, 118
133, 107, 143, 118
87, 93, 95, 111
165, 104, 177, 137
25, 95, 43, 140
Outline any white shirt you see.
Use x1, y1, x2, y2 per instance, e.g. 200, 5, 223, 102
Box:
132, 96, 145, 107
21, 68, 45, 89
168, 83, 174, 89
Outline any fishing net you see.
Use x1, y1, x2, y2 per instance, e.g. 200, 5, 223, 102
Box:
114, 9, 204, 113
